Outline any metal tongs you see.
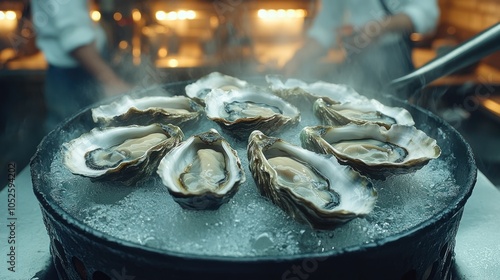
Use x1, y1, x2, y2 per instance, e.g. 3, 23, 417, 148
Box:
389, 23, 500, 94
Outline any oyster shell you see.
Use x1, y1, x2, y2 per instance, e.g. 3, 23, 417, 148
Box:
300, 124, 441, 179
205, 87, 301, 139
247, 130, 377, 229
185, 72, 249, 104
63, 124, 184, 186
91, 95, 204, 127
313, 98, 415, 128
266, 75, 368, 106
157, 129, 245, 210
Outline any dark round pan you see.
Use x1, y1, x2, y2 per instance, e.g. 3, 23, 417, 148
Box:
30, 24, 499, 280
31, 81, 475, 280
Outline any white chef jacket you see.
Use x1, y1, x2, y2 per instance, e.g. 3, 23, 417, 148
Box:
31, 0, 107, 67
308, 0, 440, 49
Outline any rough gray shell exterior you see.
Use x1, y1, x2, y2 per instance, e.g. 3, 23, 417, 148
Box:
247, 130, 377, 229
204, 87, 301, 140
266, 75, 368, 108
157, 129, 245, 210
63, 124, 184, 186
91, 95, 204, 127
300, 124, 441, 180
313, 98, 415, 129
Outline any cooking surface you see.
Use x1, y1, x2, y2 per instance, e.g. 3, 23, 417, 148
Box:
1, 167, 498, 279
39, 99, 459, 258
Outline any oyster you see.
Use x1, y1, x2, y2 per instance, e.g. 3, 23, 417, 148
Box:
247, 130, 377, 229
185, 72, 249, 104
300, 124, 441, 179
266, 75, 368, 106
157, 129, 245, 210
63, 124, 184, 186
205, 87, 300, 139
91, 95, 204, 127
313, 98, 414, 128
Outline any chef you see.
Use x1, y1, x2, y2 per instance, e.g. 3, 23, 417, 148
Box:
284, 0, 440, 93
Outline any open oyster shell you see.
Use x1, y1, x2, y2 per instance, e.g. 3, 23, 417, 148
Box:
300, 124, 441, 180
313, 98, 415, 129
157, 129, 245, 210
63, 124, 184, 186
91, 95, 204, 127
205, 87, 301, 139
247, 130, 377, 229
185, 72, 249, 104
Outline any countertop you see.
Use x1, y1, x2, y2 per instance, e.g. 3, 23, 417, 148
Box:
1, 166, 499, 280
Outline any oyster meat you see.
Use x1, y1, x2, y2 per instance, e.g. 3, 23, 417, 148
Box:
313, 98, 415, 128
205, 87, 300, 139
300, 124, 441, 179
185, 72, 249, 104
63, 124, 184, 186
157, 129, 245, 210
91, 95, 204, 127
247, 130, 377, 229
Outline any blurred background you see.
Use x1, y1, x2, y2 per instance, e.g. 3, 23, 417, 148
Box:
1, 0, 499, 186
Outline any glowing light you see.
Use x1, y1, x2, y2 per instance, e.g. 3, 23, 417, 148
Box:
90, 10, 101, 22
0, 10, 18, 32
133, 48, 140, 57
156, 10, 197, 21
210, 16, 219, 28
158, 47, 168, 58
118, 40, 128, 49
132, 9, 141, 21
296, 9, 307, 18
156, 11, 166, 21
257, 9, 307, 19
257, 9, 266, 18
5, 10, 16, 20
178, 10, 187, 20
186, 10, 196, 20
113, 12, 122, 21
168, 59, 179, 67
166, 11, 178, 20
481, 99, 500, 116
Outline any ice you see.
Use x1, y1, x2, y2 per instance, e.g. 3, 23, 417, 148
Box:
41, 98, 464, 258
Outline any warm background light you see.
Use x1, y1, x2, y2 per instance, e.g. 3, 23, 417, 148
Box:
118, 40, 128, 50
158, 47, 168, 58
481, 99, 500, 116
257, 9, 306, 19
168, 59, 179, 67
132, 9, 141, 21
113, 12, 122, 21
5, 10, 17, 20
155, 10, 196, 21
0, 10, 19, 32
90, 10, 101, 22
